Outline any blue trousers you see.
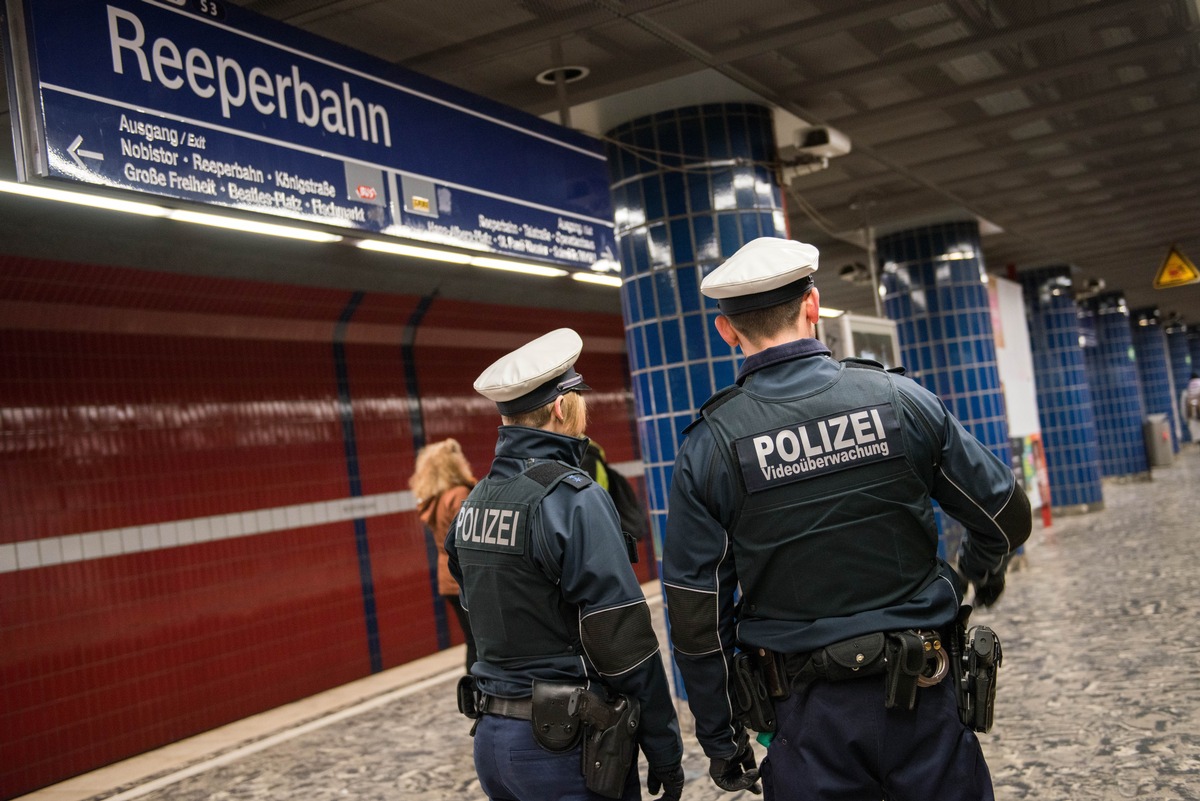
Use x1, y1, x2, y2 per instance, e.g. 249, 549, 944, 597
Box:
473, 713, 641, 801
761, 677, 994, 801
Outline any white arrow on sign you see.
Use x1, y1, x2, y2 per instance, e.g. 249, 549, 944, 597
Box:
67, 135, 105, 168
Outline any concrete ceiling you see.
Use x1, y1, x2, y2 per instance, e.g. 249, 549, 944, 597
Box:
235, 0, 1200, 324
3, 0, 1199, 324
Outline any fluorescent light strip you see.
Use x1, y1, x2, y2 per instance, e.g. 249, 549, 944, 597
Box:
357, 239, 473, 263
572, 272, 622, 287
169, 209, 343, 243
1, 179, 343, 242
818, 307, 845, 318
0, 178, 168, 217
470, 255, 567, 277
359, 239, 569, 277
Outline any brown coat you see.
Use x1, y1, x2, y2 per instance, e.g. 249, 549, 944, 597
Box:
420, 484, 471, 597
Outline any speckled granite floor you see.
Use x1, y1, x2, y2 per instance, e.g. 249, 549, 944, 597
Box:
29, 446, 1200, 801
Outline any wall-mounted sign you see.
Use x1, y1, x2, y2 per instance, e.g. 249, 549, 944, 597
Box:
1153, 246, 1200, 289
2, 0, 616, 269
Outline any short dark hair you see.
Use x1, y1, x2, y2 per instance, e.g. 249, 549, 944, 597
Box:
724, 293, 808, 344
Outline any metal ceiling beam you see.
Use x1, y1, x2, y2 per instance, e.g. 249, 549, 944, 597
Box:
1003, 176, 1200, 219
934, 126, 1200, 189
858, 71, 1199, 151
1009, 227, 1198, 262
707, 0, 939, 65
1011, 202, 1200, 237
825, 29, 1198, 131
910, 104, 1200, 176
965, 157, 1200, 208
787, 72, 1200, 205
830, 109, 1200, 201
801, 143, 1200, 221
398, 6, 616, 74
787, 0, 1149, 95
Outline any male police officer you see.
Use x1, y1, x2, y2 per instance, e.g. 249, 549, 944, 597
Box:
447, 328, 685, 801
661, 238, 1031, 800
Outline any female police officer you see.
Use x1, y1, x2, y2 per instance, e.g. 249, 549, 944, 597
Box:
661, 238, 1031, 800
447, 328, 684, 801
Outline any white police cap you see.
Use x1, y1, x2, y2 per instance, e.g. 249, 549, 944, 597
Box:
474, 328, 592, 416
701, 237, 819, 315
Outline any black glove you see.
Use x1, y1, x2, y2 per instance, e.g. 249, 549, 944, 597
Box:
709, 730, 761, 794
973, 570, 1006, 607
647, 762, 685, 800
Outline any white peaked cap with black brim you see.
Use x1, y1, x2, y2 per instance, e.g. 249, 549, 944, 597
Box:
701, 237, 820, 315
474, 328, 592, 416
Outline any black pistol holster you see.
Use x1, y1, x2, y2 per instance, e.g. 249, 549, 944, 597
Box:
568, 687, 640, 799
948, 606, 1003, 732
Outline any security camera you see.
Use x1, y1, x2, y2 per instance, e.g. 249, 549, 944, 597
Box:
839, 262, 870, 284
793, 126, 851, 159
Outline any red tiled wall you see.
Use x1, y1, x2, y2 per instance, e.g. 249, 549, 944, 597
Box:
0, 256, 647, 799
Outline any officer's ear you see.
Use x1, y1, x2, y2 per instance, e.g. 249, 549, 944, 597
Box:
552, 394, 566, 422
803, 287, 821, 328
715, 314, 742, 348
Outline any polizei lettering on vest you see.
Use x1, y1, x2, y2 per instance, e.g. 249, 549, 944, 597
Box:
734, 404, 903, 492
456, 503, 525, 553
754, 409, 886, 468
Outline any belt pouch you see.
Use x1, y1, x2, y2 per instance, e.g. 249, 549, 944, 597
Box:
531, 680, 583, 752
581, 695, 640, 799
884, 631, 926, 710
816, 632, 887, 682
456, 675, 480, 719
731, 651, 775, 733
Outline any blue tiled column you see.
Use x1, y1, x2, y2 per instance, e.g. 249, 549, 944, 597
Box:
877, 220, 1012, 557
1131, 307, 1178, 453
1018, 266, 1104, 512
1079, 292, 1150, 479
1166, 325, 1194, 443
1191, 332, 1200, 385
605, 103, 785, 561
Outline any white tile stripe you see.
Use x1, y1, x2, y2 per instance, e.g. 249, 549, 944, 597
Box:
0, 460, 647, 575
0, 490, 415, 575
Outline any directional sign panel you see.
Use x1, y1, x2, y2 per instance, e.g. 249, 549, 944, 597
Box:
2, 0, 616, 269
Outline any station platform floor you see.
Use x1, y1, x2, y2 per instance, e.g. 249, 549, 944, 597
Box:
19, 445, 1200, 801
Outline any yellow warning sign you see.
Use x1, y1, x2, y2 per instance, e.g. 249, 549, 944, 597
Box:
1154, 246, 1200, 289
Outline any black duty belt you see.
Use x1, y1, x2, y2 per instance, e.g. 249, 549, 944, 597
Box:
783, 629, 950, 711
480, 694, 534, 720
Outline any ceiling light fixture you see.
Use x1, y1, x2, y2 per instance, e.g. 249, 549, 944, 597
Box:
169, 209, 343, 243
469, 255, 568, 277
0, 178, 168, 217
535, 66, 589, 85
358, 238, 570, 277
0, 179, 344, 242
357, 239, 473, 263
572, 272, 622, 287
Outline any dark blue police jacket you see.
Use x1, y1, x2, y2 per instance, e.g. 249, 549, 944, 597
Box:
447, 424, 683, 770
662, 339, 1031, 759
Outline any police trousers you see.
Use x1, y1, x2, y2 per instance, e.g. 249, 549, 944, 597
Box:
473, 713, 641, 801
761, 675, 994, 801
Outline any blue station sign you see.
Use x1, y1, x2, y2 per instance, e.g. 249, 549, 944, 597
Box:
3, 0, 615, 269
